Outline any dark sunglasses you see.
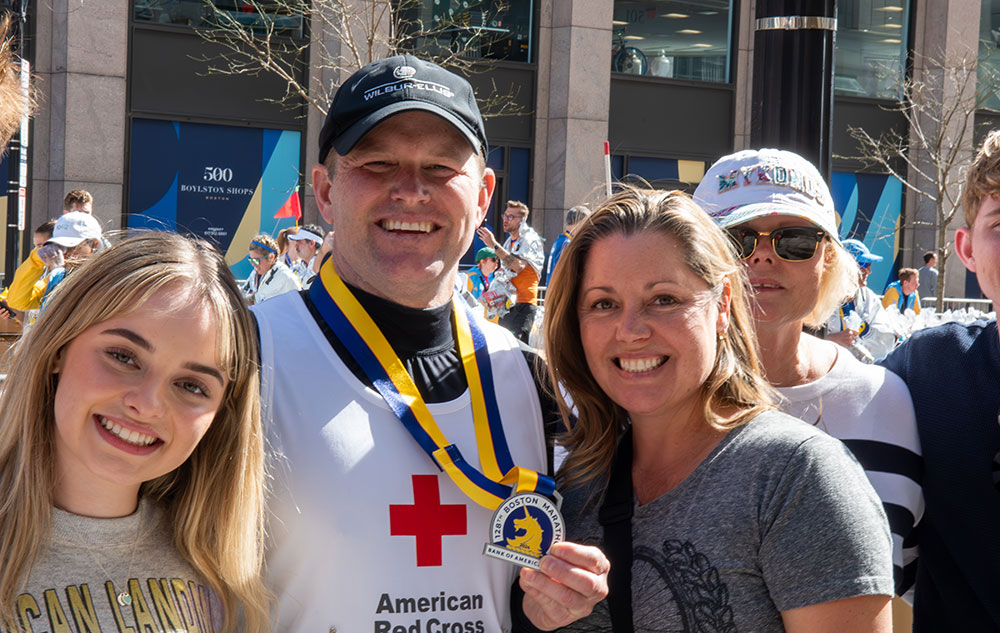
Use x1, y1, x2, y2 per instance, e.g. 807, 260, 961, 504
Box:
859, 262, 872, 271
727, 226, 826, 262
248, 256, 263, 266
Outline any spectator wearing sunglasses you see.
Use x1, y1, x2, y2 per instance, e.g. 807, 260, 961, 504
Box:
825, 239, 899, 362
241, 233, 301, 305
695, 149, 923, 605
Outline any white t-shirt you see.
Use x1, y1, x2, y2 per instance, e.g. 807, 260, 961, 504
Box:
777, 339, 923, 600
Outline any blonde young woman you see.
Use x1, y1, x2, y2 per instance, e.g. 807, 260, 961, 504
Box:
0, 232, 270, 632
539, 187, 893, 632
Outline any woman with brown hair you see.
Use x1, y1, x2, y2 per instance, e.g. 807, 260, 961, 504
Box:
537, 186, 893, 632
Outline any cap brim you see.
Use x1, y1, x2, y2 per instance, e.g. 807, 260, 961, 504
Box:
47, 236, 85, 247
710, 201, 842, 245
288, 233, 323, 244
857, 254, 883, 264
332, 101, 483, 157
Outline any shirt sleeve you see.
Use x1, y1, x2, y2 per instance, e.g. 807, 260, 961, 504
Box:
882, 287, 899, 310
759, 434, 895, 610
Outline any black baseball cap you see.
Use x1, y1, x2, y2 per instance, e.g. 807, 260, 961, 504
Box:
318, 55, 488, 162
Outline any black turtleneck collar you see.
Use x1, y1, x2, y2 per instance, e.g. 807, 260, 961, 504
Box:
302, 282, 466, 403
347, 282, 455, 355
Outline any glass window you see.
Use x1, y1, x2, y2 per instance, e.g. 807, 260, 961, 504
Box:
611, 1, 733, 83
396, 0, 534, 63
979, 0, 1000, 111
835, 1, 910, 99
134, 0, 305, 38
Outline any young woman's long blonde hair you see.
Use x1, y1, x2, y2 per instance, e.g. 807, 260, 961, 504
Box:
0, 232, 270, 632
543, 187, 777, 494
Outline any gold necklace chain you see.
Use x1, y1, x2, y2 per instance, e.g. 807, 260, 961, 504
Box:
77, 503, 145, 607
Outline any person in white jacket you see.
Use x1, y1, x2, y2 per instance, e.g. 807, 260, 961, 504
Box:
825, 238, 899, 362
242, 233, 301, 305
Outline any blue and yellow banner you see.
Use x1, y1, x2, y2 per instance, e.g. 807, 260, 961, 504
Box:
126, 118, 301, 280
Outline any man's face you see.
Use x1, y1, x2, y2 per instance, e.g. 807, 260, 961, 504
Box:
928, 255, 938, 268
956, 194, 1000, 305
313, 111, 494, 308
502, 207, 524, 234
902, 276, 919, 295
294, 239, 317, 261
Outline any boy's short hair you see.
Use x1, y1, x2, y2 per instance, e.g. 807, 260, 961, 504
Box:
898, 268, 919, 282
923, 250, 936, 264
961, 129, 1000, 228
63, 189, 93, 209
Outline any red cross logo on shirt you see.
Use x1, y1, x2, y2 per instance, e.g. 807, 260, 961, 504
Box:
390, 475, 467, 567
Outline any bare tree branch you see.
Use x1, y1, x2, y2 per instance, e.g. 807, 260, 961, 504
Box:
836, 48, 1000, 310
192, 0, 525, 119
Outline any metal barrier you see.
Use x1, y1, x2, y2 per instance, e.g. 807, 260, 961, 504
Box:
919, 297, 994, 312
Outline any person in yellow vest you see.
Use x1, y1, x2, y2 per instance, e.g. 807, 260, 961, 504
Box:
882, 268, 921, 314
0, 220, 54, 310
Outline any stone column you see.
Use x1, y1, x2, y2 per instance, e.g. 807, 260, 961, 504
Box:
906, 0, 980, 299
533, 0, 612, 243
732, 0, 756, 152
31, 0, 127, 231
303, 0, 395, 227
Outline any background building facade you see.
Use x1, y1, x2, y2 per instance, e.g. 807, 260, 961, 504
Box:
2, 0, 998, 298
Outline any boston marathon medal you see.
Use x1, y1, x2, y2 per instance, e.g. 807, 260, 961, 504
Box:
483, 492, 564, 570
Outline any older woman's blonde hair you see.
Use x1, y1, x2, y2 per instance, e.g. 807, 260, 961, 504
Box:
544, 186, 776, 493
0, 232, 270, 632
806, 239, 860, 327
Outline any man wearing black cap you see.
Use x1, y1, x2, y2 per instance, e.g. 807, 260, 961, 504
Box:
252, 55, 607, 633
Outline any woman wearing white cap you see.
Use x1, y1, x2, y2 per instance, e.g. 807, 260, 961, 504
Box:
694, 149, 923, 605
1, 212, 104, 323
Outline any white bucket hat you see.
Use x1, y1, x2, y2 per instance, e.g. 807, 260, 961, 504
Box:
47, 211, 103, 248
692, 148, 841, 243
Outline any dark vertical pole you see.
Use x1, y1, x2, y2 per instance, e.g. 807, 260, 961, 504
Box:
4, 0, 27, 284
750, 0, 836, 181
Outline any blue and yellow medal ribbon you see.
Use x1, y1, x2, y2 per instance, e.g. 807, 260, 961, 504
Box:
309, 259, 555, 510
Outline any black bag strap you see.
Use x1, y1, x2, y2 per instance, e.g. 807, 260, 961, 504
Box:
598, 427, 634, 633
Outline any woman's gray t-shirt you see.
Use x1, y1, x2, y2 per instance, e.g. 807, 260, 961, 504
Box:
559, 410, 894, 632
14, 499, 222, 632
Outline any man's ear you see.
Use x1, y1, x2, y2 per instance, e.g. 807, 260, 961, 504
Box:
955, 226, 976, 273
312, 163, 336, 225
477, 167, 497, 226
